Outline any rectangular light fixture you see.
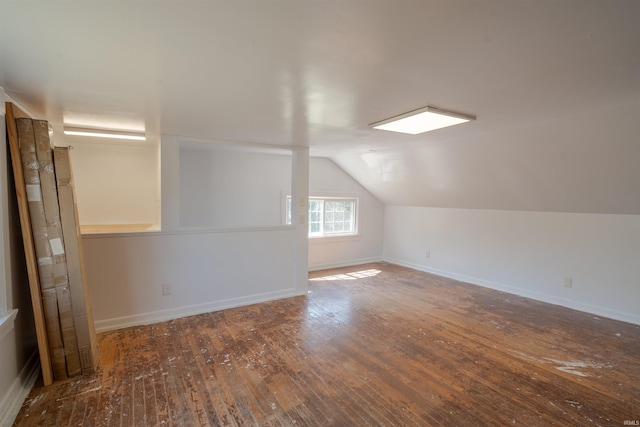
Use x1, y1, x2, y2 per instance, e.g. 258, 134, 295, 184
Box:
370, 106, 475, 135
63, 126, 146, 141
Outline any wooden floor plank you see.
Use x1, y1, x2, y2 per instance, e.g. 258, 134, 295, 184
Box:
12, 262, 640, 426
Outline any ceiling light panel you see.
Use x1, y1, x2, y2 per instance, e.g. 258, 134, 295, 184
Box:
63, 126, 146, 141
370, 106, 475, 135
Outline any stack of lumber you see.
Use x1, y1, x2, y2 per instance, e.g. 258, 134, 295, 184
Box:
5, 103, 99, 384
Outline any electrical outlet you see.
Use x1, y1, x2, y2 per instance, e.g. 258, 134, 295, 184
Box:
425, 250, 431, 258
563, 277, 573, 288
162, 283, 172, 296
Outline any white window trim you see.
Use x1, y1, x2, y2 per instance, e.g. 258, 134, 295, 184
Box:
285, 194, 359, 238
0, 206, 8, 319
1, 102, 9, 318
0, 99, 16, 337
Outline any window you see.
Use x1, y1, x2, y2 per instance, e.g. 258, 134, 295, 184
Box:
287, 196, 358, 238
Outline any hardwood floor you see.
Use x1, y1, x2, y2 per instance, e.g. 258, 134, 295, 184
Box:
12, 262, 640, 426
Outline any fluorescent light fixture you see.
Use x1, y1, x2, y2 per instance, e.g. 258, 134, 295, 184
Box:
63, 126, 146, 141
370, 106, 475, 135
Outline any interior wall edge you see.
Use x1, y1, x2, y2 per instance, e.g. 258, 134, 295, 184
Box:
325, 157, 384, 205
385, 257, 640, 326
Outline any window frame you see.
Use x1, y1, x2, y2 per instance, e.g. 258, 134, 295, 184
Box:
286, 195, 359, 238
1, 103, 17, 338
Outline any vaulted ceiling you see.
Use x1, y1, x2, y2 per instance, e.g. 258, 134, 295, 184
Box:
1, 1, 638, 214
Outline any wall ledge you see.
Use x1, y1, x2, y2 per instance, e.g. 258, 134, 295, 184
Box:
83, 225, 295, 239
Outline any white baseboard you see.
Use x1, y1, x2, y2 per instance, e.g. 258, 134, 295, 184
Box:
95, 257, 386, 332
0, 350, 40, 427
95, 288, 300, 332
95, 256, 638, 332
308, 256, 383, 272
385, 257, 640, 326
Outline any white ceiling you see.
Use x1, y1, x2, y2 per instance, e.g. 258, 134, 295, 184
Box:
1, 1, 639, 214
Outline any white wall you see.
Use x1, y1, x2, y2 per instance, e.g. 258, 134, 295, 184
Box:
84, 228, 297, 331
66, 139, 160, 227
308, 157, 384, 270
384, 206, 640, 325
179, 144, 291, 228
83, 136, 308, 331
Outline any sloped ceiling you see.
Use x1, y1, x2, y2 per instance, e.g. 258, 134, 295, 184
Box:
1, 1, 638, 214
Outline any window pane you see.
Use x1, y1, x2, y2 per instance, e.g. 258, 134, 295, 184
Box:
324, 200, 350, 234
306, 197, 357, 237
309, 200, 322, 212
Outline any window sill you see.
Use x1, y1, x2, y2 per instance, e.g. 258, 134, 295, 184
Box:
81, 223, 160, 234
0, 309, 18, 342
309, 234, 362, 243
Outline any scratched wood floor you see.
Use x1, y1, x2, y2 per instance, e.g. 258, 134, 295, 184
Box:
13, 262, 640, 426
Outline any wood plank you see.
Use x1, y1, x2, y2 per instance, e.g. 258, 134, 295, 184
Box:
12, 262, 640, 426
5, 102, 53, 386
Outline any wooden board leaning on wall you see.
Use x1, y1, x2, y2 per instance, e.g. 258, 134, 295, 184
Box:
5, 102, 53, 386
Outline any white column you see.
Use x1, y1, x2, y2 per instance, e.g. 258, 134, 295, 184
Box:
160, 135, 180, 231
291, 147, 309, 295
